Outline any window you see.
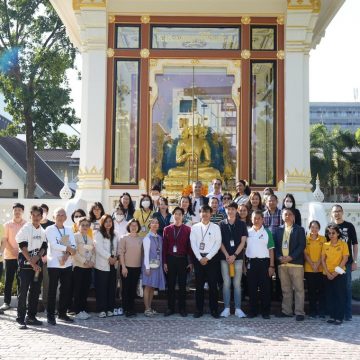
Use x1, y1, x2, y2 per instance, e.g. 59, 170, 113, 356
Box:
250, 61, 276, 185
251, 26, 276, 50
112, 60, 140, 184
151, 26, 240, 49
115, 26, 140, 49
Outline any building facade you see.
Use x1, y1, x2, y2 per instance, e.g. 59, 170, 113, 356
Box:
50, 0, 344, 209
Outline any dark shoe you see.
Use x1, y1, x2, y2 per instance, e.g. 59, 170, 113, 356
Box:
193, 311, 203, 318
262, 314, 270, 319
58, 314, 74, 322
211, 311, 220, 319
276, 312, 293, 318
179, 310, 188, 317
319, 315, 326, 319
164, 309, 175, 317
334, 320, 343, 325
327, 319, 335, 324
125, 311, 136, 318
47, 317, 56, 325
296, 315, 305, 321
247, 313, 258, 319
16, 318, 27, 330
0, 309, 4, 315
26, 317, 43, 326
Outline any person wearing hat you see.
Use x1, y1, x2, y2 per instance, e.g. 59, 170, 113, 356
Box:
0, 203, 26, 311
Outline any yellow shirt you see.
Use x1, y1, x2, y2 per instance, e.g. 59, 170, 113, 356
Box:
282, 225, 292, 257
304, 234, 326, 273
133, 209, 154, 238
322, 240, 349, 274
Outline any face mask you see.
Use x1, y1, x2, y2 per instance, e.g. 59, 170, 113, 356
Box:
142, 200, 151, 209
152, 195, 160, 202
115, 215, 124, 222
284, 201, 293, 209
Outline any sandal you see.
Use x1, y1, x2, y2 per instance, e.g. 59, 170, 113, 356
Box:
144, 309, 153, 317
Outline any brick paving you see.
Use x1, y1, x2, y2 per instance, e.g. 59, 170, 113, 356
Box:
0, 309, 359, 360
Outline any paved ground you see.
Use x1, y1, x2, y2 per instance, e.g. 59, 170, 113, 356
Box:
0, 308, 359, 360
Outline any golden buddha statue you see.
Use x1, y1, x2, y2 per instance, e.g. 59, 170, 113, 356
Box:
164, 124, 221, 191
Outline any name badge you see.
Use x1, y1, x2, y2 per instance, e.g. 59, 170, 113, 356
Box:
173, 245, 177, 253
141, 226, 146, 232
199, 242, 205, 251
283, 240, 288, 249
230, 240, 235, 247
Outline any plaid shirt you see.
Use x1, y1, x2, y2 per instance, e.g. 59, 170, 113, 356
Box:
263, 208, 282, 235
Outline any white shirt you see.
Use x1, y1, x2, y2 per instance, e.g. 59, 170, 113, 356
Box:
192, 197, 202, 223
190, 221, 221, 261
15, 222, 46, 253
246, 226, 274, 259
45, 224, 76, 268
114, 220, 128, 238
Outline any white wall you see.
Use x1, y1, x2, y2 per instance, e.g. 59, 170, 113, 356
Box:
0, 158, 25, 198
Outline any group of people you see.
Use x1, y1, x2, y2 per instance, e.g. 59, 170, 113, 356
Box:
0, 179, 357, 329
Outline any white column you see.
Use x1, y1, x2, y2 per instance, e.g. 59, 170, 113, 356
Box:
284, 8, 320, 202
74, 7, 108, 204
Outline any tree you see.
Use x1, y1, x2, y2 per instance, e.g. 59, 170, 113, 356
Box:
0, 0, 79, 197
310, 124, 359, 199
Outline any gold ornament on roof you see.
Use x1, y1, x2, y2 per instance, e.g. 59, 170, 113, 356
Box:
141, 15, 151, 24
277, 50, 285, 60
140, 48, 150, 58
277, 16, 285, 25
241, 16, 251, 25
107, 48, 114, 58
241, 50, 251, 60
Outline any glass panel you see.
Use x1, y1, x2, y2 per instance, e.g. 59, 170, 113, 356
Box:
151, 27, 240, 49
116, 26, 140, 48
151, 64, 238, 193
251, 27, 275, 50
251, 62, 275, 185
113, 61, 139, 184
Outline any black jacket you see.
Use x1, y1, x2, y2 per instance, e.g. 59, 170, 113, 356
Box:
274, 224, 306, 265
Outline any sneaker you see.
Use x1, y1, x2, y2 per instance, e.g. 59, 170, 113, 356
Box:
16, 318, 27, 330
25, 317, 43, 326
151, 309, 158, 315
204, 282, 209, 290
107, 311, 114, 317
81, 311, 91, 320
220, 308, 230, 318
0, 303, 10, 311
117, 307, 124, 316
144, 309, 153, 317
235, 308, 247, 318
113, 309, 118, 316
98, 312, 107, 318
75, 312, 86, 320
58, 314, 74, 323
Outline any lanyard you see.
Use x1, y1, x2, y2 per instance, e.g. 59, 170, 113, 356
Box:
141, 209, 152, 225
82, 235, 88, 245
173, 224, 183, 246
55, 226, 65, 238
159, 213, 169, 226
227, 221, 236, 239
201, 223, 211, 243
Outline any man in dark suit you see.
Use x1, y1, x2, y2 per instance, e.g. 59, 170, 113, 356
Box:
191, 181, 209, 224
274, 208, 306, 321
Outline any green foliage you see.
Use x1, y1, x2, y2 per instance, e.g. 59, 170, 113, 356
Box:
0, 0, 80, 196
310, 124, 360, 198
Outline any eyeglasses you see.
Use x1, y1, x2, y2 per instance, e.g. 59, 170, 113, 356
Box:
223, 197, 231, 200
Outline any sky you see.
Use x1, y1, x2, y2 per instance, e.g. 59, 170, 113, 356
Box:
1, 0, 359, 123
